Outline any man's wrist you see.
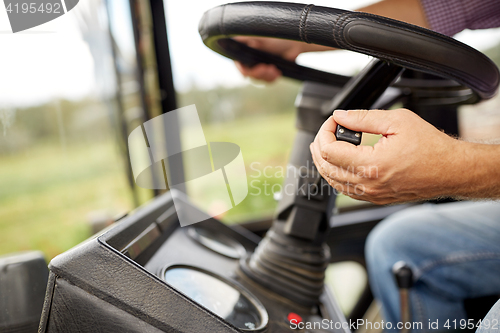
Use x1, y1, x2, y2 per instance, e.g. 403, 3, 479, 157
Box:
445, 140, 500, 199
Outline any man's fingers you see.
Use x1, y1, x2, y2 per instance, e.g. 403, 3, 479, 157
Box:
316, 136, 373, 171
249, 64, 281, 82
315, 112, 385, 171
315, 116, 338, 149
310, 141, 363, 184
234, 61, 248, 75
233, 36, 262, 49
325, 141, 374, 171
333, 109, 398, 135
234, 61, 281, 82
310, 145, 362, 198
315, 116, 361, 168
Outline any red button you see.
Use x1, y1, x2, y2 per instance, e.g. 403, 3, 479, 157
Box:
287, 312, 303, 324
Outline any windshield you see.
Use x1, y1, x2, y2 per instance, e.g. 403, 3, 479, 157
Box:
0, 0, 145, 259
1, 0, 500, 263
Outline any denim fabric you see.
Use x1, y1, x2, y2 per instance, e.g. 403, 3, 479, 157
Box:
365, 201, 500, 332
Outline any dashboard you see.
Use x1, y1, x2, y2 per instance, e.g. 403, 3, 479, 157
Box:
39, 192, 349, 332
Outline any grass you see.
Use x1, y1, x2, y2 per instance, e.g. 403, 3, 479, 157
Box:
0, 111, 376, 259
0, 140, 133, 259
0, 113, 299, 259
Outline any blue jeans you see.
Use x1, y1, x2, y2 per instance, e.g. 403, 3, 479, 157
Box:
365, 201, 500, 332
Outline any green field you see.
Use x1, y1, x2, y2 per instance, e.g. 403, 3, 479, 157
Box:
0, 109, 369, 260
0, 111, 298, 259
0, 140, 135, 259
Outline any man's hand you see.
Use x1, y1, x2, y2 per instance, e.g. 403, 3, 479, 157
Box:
310, 109, 465, 205
233, 37, 332, 82
233, 37, 305, 82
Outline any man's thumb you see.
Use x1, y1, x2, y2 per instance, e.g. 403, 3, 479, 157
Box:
333, 110, 394, 135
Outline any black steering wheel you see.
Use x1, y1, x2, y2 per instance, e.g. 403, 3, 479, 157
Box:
199, 1, 499, 102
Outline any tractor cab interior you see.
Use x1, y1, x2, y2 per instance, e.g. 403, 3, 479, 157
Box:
1, 1, 499, 333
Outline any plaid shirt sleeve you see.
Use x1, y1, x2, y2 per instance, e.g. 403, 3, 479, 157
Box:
420, 0, 500, 36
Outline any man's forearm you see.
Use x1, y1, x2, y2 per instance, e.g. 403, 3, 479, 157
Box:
451, 141, 500, 199
359, 0, 429, 28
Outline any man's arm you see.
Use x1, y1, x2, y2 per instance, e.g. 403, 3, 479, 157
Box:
309, 109, 500, 205
357, 0, 429, 27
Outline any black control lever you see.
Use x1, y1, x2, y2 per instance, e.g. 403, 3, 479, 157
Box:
321, 60, 404, 146
392, 261, 414, 333
335, 124, 362, 145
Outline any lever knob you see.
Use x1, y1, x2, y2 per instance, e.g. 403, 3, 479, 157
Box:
392, 261, 413, 289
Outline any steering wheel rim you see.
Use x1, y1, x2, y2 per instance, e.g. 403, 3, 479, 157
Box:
199, 1, 499, 101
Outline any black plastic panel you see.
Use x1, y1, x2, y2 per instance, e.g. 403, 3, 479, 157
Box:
40, 193, 349, 333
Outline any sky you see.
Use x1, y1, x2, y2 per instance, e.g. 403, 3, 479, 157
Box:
0, 3, 94, 107
1, 0, 500, 107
